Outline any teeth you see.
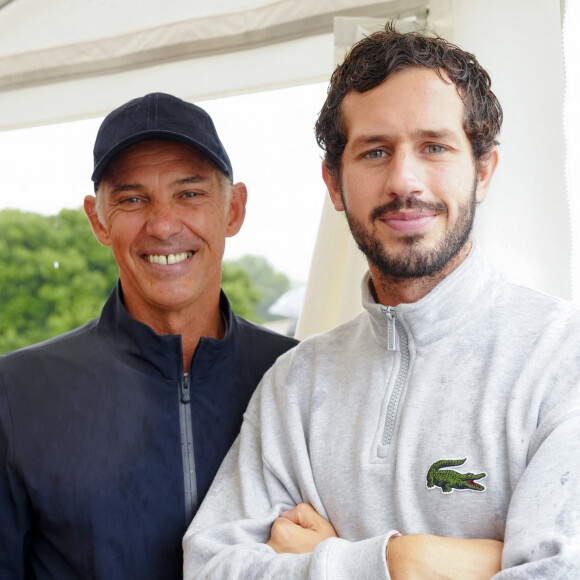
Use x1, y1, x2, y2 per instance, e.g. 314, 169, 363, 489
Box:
146, 252, 192, 265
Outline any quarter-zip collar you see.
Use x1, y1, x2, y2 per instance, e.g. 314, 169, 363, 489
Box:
363, 242, 503, 349
97, 281, 238, 378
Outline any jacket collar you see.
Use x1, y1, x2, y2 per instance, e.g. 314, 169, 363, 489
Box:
97, 282, 238, 380
363, 242, 504, 348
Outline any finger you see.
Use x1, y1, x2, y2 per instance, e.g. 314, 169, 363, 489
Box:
269, 516, 304, 554
270, 515, 298, 541
280, 503, 317, 528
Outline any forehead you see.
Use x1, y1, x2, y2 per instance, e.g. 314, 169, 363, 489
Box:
341, 67, 467, 142
103, 139, 218, 182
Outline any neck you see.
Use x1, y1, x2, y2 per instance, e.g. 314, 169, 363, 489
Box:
124, 293, 225, 372
370, 239, 472, 307
180, 309, 225, 372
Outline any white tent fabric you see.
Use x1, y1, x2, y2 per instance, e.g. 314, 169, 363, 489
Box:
0, 0, 424, 129
0, 0, 428, 88
563, 0, 580, 304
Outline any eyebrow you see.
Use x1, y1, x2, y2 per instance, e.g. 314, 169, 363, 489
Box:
415, 129, 459, 141
349, 129, 461, 148
109, 174, 209, 195
349, 135, 389, 149
174, 175, 209, 186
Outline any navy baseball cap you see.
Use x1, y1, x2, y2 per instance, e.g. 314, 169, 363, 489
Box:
91, 92, 233, 185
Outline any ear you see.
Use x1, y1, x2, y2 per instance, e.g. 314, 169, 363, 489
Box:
322, 163, 345, 211
474, 148, 498, 204
84, 195, 111, 247
225, 182, 247, 238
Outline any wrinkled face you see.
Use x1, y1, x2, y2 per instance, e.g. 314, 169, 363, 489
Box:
324, 67, 495, 284
85, 140, 245, 324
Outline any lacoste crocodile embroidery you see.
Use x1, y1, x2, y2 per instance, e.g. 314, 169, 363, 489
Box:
426, 458, 486, 493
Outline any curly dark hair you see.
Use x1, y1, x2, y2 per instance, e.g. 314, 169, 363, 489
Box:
315, 22, 503, 179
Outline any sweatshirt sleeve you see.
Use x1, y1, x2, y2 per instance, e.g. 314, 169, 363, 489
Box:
182, 366, 395, 580
494, 407, 580, 578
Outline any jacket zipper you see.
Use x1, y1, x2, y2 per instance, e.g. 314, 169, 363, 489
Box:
384, 306, 398, 352
379, 307, 410, 452
179, 373, 197, 524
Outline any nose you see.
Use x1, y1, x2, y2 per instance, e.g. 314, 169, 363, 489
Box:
145, 199, 183, 241
385, 150, 424, 198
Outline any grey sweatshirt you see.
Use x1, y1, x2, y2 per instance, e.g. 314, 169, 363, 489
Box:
183, 245, 580, 579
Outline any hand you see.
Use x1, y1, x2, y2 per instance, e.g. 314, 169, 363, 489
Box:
387, 534, 503, 580
267, 503, 338, 554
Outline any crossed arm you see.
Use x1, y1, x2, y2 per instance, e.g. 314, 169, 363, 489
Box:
183, 355, 580, 579
184, 409, 504, 579
267, 503, 502, 580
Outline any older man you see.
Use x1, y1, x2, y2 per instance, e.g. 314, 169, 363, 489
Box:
183, 25, 580, 579
0, 92, 297, 579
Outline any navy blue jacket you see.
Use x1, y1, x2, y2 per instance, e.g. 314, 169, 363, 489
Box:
0, 283, 297, 579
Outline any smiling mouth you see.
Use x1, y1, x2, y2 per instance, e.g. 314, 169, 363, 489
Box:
379, 213, 436, 233
384, 211, 435, 220
144, 251, 193, 265
371, 199, 447, 223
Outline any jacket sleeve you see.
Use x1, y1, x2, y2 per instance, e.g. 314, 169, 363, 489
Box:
0, 374, 31, 579
495, 406, 580, 578
182, 367, 394, 580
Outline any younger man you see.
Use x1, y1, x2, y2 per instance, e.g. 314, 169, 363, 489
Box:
183, 26, 580, 579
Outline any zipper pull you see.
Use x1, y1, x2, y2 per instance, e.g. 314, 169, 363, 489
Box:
382, 306, 398, 351
180, 374, 191, 404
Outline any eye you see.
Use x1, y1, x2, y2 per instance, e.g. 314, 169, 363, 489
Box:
425, 144, 446, 154
119, 196, 143, 205
364, 149, 387, 160
181, 190, 209, 201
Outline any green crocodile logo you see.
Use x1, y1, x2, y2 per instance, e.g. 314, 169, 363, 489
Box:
426, 458, 486, 493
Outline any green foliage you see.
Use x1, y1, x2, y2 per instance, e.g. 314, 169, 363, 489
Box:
0, 208, 118, 355
0, 208, 290, 353
221, 263, 261, 321
223, 255, 292, 322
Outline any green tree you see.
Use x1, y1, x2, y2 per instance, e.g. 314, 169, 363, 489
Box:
221, 263, 261, 321
223, 255, 292, 321
0, 208, 280, 354
0, 208, 118, 355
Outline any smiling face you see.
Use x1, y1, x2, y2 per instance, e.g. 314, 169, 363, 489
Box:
323, 67, 497, 302
84, 140, 246, 330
